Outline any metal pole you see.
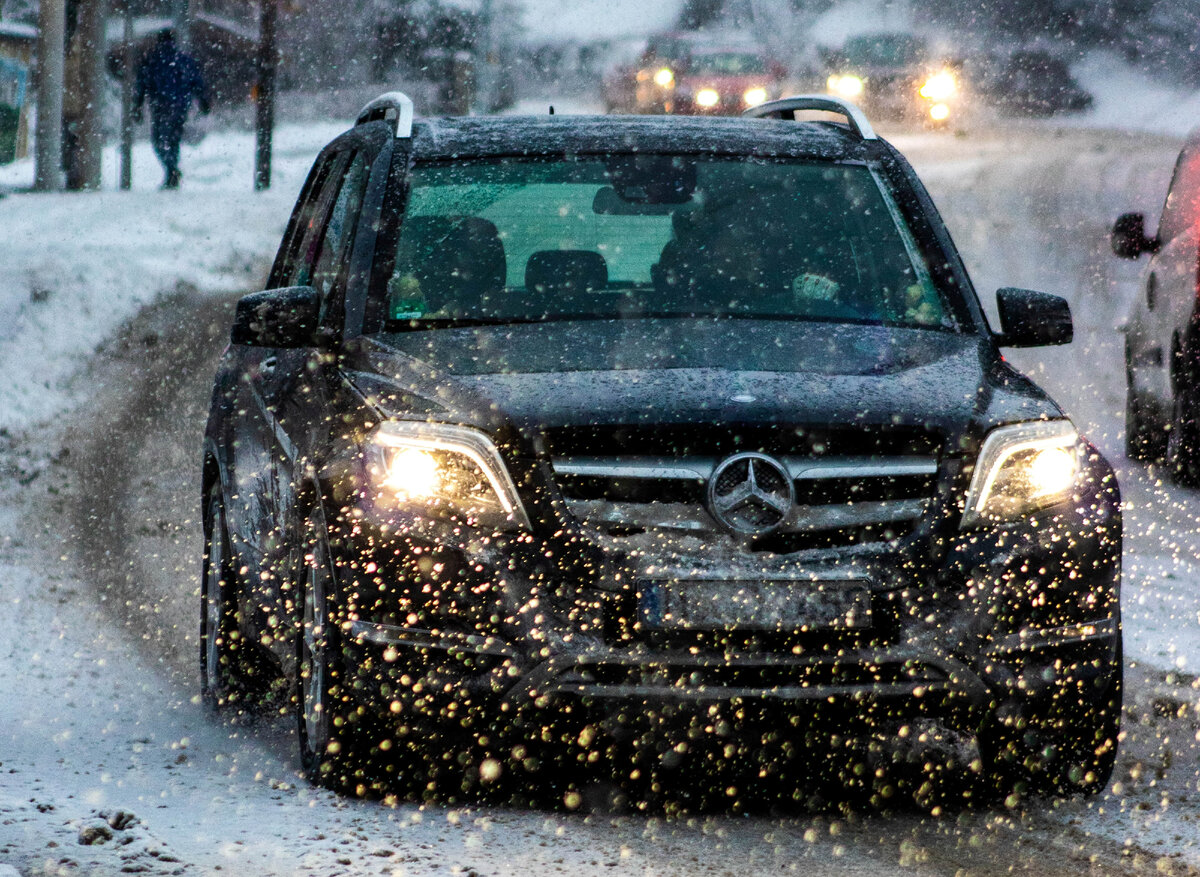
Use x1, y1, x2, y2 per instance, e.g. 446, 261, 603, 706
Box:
119, 2, 132, 189
75, 0, 104, 190
34, 0, 66, 191
254, 0, 277, 191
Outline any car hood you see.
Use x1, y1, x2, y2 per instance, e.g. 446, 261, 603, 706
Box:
359, 318, 1057, 438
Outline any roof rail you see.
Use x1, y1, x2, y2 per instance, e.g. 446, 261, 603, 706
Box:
356, 92, 415, 138
743, 95, 878, 141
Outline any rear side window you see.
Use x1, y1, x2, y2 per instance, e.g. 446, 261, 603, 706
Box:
373, 156, 950, 331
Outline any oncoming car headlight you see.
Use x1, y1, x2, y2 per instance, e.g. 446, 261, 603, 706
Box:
919, 70, 957, 101
695, 88, 721, 108
366, 421, 530, 531
743, 86, 768, 107
827, 74, 864, 99
962, 420, 1079, 527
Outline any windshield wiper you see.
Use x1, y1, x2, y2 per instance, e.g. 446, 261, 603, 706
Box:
384, 316, 543, 331
385, 314, 635, 331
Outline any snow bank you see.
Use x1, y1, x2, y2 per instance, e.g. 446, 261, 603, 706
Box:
1066, 51, 1200, 139
0, 121, 344, 436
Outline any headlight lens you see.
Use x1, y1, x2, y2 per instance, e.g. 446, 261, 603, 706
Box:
654, 66, 675, 88
962, 420, 1079, 526
929, 102, 951, 122
919, 70, 957, 101
827, 74, 864, 99
743, 86, 768, 107
367, 421, 530, 531
695, 88, 721, 108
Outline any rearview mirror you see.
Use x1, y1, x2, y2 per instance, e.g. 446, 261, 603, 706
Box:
1111, 212, 1159, 260
996, 287, 1072, 347
231, 286, 321, 348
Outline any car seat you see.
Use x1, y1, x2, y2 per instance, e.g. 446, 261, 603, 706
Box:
392, 216, 507, 316
524, 250, 608, 314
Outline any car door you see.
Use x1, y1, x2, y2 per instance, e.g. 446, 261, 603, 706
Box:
223, 150, 345, 599
1145, 146, 1200, 409
259, 133, 391, 660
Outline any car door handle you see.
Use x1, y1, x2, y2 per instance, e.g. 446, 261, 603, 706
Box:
261, 356, 279, 375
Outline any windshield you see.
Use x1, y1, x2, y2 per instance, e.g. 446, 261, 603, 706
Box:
686, 51, 768, 75
374, 156, 949, 332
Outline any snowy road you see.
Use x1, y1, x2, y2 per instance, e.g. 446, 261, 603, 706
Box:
5, 124, 1200, 875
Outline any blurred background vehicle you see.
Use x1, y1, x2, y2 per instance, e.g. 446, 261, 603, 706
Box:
602, 31, 692, 113
603, 31, 785, 115
822, 32, 964, 127
1112, 130, 1200, 484
669, 40, 785, 114
986, 50, 1093, 116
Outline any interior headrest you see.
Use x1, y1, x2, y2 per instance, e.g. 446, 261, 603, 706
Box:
525, 250, 608, 295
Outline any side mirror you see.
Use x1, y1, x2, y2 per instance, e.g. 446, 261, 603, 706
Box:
996, 287, 1073, 347
1111, 212, 1159, 259
230, 286, 321, 348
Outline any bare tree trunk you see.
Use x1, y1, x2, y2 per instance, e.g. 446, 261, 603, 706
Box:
34, 0, 65, 191
74, 0, 105, 190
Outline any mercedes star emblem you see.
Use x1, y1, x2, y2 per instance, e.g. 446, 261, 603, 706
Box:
707, 452, 795, 536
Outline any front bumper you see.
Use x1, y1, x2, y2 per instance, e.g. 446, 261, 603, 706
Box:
330, 480, 1122, 742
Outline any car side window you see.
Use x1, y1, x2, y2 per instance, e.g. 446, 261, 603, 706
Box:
273, 153, 344, 289
1158, 148, 1200, 244
310, 151, 372, 319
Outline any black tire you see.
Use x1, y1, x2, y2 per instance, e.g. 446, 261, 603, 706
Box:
1125, 385, 1165, 462
980, 652, 1122, 801
200, 484, 267, 710
1167, 382, 1200, 486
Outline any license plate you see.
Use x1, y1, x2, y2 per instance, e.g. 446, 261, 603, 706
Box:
638, 579, 872, 632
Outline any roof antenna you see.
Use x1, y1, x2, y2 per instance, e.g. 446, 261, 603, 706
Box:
549, 105, 555, 115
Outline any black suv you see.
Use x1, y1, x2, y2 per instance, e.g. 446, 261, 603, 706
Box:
201, 93, 1122, 803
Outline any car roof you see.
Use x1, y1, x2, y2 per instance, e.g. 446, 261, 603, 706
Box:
408, 114, 883, 163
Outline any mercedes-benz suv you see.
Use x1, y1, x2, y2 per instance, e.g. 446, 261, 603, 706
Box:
200, 93, 1122, 805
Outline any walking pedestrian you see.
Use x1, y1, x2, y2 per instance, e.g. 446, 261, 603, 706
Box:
133, 30, 210, 189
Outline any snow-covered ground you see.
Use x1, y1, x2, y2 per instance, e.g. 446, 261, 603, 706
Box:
0, 122, 344, 435
4, 63, 1200, 873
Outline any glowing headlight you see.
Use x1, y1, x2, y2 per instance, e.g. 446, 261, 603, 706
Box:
919, 70, 957, 101
695, 88, 721, 108
962, 420, 1079, 527
929, 102, 951, 122
743, 86, 768, 107
827, 74, 864, 99
367, 421, 530, 530
654, 66, 675, 88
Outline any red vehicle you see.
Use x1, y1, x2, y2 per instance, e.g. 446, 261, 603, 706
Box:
671, 45, 786, 115
604, 35, 785, 116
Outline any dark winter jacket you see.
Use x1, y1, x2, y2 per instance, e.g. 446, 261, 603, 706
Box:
134, 40, 210, 119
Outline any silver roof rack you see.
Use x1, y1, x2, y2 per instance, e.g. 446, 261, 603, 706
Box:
743, 94, 878, 141
356, 91, 415, 138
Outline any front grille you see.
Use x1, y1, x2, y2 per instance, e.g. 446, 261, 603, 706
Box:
551, 451, 939, 551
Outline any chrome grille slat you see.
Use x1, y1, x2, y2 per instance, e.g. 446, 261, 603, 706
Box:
554, 455, 937, 482
553, 454, 938, 540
